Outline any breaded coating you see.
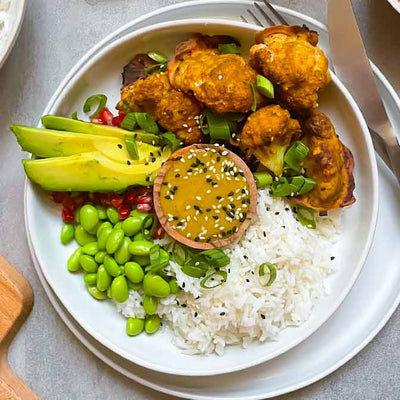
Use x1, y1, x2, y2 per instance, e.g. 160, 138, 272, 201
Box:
117, 73, 204, 145
168, 34, 263, 114
238, 105, 301, 175
292, 111, 356, 211
250, 25, 331, 110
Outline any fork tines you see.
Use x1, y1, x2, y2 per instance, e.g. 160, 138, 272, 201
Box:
243, 1, 289, 27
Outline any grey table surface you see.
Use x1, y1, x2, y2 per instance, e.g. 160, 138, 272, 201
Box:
0, 0, 399, 399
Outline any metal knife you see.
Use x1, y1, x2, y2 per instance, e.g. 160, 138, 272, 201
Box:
328, 0, 400, 183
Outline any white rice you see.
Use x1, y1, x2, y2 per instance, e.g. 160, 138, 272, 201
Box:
115, 189, 340, 356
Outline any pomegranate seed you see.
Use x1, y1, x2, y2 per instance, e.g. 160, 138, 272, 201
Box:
153, 224, 164, 239
136, 186, 153, 196
62, 196, 76, 211
111, 195, 124, 208
98, 107, 114, 125
135, 194, 153, 205
124, 190, 137, 205
91, 117, 104, 124
112, 112, 126, 127
118, 205, 131, 220
51, 192, 68, 203
62, 208, 75, 223
136, 203, 153, 213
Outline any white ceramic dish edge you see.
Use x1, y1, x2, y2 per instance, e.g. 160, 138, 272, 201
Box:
387, 0, 400, 14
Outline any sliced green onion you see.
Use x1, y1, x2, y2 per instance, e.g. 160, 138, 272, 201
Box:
222, 112, 247, 122
296, 206, 316, 229
83, 94, 107, 118
124, 135, 139, 160
181, 264, 207, 279
200, 110, 231, 140
161, 132, 182, 153
147, 51, 168, 64
171, 242, 188, 266
297, 177, 316, 195
200, 271, 228, 289
218, 43, 241, 54
253, 171, 273, 189
290, 176, 305, 192
120, 113, 137, 131
71, 111, 78, 120
199, 113, 209, 135
258, 262, 277, 287
141, 215, 157, 239
134, 112, 159, 134
198, 249, 230, 268
284, 141, 309, 173
270, 177, 298, 197
250, 81, 257, 112
256, 75, 274, 99
149, 244, 160, 266
145, 63, 167, 76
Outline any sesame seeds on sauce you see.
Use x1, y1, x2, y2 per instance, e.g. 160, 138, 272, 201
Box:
159, 147, 251, 243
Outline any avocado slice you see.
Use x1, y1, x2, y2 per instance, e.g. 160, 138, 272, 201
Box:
22, 151, 170, 192
41, 115, 160, 145
11, 125, 162, 164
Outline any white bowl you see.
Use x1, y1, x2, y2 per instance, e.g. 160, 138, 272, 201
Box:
25, 19, 378, 376
387, 0, 400, 13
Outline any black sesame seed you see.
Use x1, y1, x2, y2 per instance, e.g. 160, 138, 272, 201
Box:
162, 182, 169, 186
173, 216, 179, 220
145, 176, 151, 182
203, 167, 208, 173
181, 304, 187, 308
117, 144, 123, 149
164, 195, 171, 200
206, 238, 211, 243
173, 186, 178, 191
330, 256, 335, 260
212, 182, 218, 187
275, 211, 280, 215
228, 191, 234, 197
206, 208, 211, 212
206, 178, 212, 183
182, 282, 186, 288
140, 301, 143, 306
151, 157, 156, 163
217, 156, 221, 162
285, 207, 290, 211
177, 222, 183, 227
213, 215, 219, 220
263, 232, 266, 237
260, 314, 266, 319
195, 296, 200, 300
246, 279, 250, 283
266, 207, 270, 211
220, 312, 226, 316
175, 173, 181, 178
194, 237, 200, 242
230, 203, 236, 208
228, 268, 231, 273
191, 162, 198, 168
243, 255, 248, 260
194, 205, 200, 210
150, 152, 154, 156
187, 168, 193, 173
145, 162, 149, 166
175, 156, 182, 160
194, 312, 198, 317
282, 226, 286, 229
127, 160, 131, 165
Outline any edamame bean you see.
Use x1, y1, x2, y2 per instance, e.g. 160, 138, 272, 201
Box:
143, 295, 158, 315
169, 279, 180, 294
67, 247, 83, 272
145, 315, 161, 334
125, 262, 144, 283
126, 317, 145, 336
119, 266, 125, 275
87, 284, 107, 300
94, 251, 106, 264
106, 228, 124, 254
95, 205, 107, 220
98, 226, 112, 250
115, 237, 131, 265
127, 281, 142, 291
143, 274, 171, 298
106, 207, 120, 224
74, 207, 81, 224
132, 255, 150, 266
122, 217, 142, 236
132, 231, 148, 241
75, 225, 96, 246
107, 286, 112, 298
84, 273, 97, 285
60, 223, 74, 245
114, 222, 123, 230
82, 242, 99, 256
111, 276, 129, 303
80, 204, 99, 232
103, 255, 121, 277
97, 221, 112, 239
97, 265, 112, 292
79, 254, 98, 273
130, 209, 152, 227
128, 240, 154, 256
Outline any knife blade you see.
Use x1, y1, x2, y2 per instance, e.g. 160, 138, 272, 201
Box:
328, 0, 400, 183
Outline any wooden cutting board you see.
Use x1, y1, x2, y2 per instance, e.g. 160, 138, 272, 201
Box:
0, 256, 39, 399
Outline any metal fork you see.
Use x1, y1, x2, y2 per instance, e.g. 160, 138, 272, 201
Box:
241, 0, 288, 27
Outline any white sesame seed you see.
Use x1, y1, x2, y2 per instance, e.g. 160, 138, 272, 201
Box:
206, 189, 211, 194
221, 151, 229, 156
218, 75, 222, 80
196, 196, 202, 201
186, 205, 191, 210
188, 128, 192, 132
182, 124, 188, 128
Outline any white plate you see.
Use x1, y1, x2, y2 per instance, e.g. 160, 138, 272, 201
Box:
387, 0, 400, 13
24, 17, 378, 376
0, 0, 25, 69
25, 1, 400, 398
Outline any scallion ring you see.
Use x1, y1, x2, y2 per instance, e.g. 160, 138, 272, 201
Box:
149, 244, 160, 266
200, 110, 231, 140
283, 141, 309, 173
124, 135, 139, 160
256, 75, 274, 99
258, 262, 277, 287
199, 249, 230, 268
253, 171, 273, 189
141, 214, 157, 239
296, 177, 316, 195
161, 132, 182, 152
296, 206, 316, 229
120, 113, 137, 131
171, 242, 189, 266
134, 112, 159, 134
200, 271, 228, 289
218, 43, 241, 54
83, 94, 107, 118
147, 51, 168, 64
250, 81, 257, 112
71, 111, 78, 120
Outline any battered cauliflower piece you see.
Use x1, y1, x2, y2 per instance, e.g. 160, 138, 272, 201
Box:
168, 34, 263, 114
238, 105, 301, 175
292, 111, 356, 211
250, 25, 331, 110
117, 73, 204, 145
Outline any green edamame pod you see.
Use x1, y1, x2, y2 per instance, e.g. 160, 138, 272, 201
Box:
126, 317, 145, 336
125, 262, 144, 283
111, 276, 129, 303
97, 221, 112, 239
103, 255, 121, 277
169, 279, 180, 294
106, 228, 125, 254
106, 206, 120, 224
122, 217, 142, 236
87, 284, 107, 300
84, 273, 97, 285
82, 242, 99, 256
67, 247, 83, 272
143, 274, 171, 298
132, 255, 150, 266
128, 240, 154, 256
80, 204, 99, 232
145, 315, 161, 334
95, 205, 107, 220
127, 281, 142, 291
115, 237, 131, 265
60, 223, 74, 245
79, 254, 98, 273
143, 295, 158, 315
97, 265, 112, 292
98, 226, 113, 250
94, 251, 106, 264
75, 225, 96, 246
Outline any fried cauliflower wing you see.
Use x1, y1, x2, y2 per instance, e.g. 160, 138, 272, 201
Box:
168, 34, 263, 114
238, 105, 301, 175
250, 25, 331, 110
117, 72, 204, 145
292, 111, 356, 211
